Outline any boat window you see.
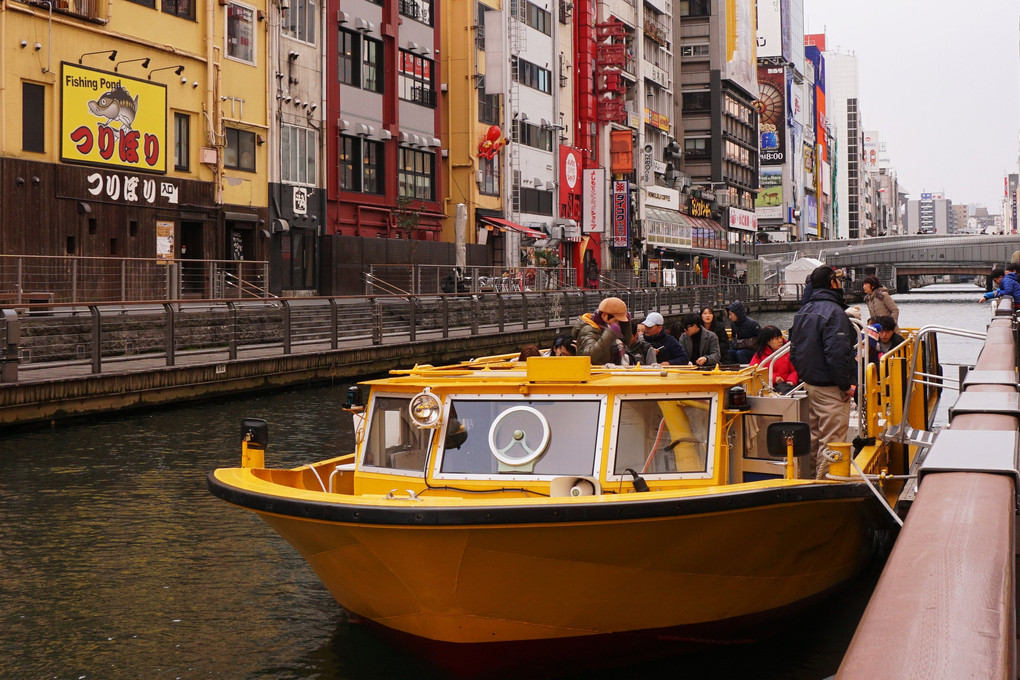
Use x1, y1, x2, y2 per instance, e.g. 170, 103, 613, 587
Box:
613, 398, 712, 475
361, 396, 433, 472
440, 399, 601, 475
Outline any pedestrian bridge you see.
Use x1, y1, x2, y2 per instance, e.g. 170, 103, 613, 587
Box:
759, 235, 1020, 290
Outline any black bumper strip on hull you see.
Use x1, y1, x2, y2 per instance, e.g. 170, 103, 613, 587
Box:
207, 472, 881, 527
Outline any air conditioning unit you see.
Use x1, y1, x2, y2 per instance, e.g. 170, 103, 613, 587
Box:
475, 170, 484, 184
716, 193, 731, 207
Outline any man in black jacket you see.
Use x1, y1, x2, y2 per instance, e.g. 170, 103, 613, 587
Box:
790, 265, 857, 478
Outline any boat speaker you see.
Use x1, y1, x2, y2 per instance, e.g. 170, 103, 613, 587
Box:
550, 476, 601, 497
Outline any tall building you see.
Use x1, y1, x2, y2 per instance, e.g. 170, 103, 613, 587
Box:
824, 49, 862, 239
676, 0, 759, 271
905, 193, 951, 235
325, 0, 445, 291
0, 0, 270, 293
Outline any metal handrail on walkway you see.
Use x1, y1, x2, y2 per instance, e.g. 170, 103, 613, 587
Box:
0, 283, 798, 382
838, 299, 1018, 679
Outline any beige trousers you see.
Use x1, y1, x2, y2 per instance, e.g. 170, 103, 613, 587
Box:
804, 383, 851, 478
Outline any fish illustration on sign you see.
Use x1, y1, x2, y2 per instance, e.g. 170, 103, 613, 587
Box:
87, 84, 138, 134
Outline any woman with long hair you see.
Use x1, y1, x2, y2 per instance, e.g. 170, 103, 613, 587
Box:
750, 325, 798, 392
700, 306, 730, 358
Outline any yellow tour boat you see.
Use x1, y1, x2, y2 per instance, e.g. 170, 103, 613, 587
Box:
208, 334, 941, 672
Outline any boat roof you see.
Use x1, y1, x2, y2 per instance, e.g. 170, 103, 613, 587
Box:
363, 355, 754, 391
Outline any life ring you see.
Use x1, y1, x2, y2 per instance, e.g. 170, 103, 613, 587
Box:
488, 405, 550, 470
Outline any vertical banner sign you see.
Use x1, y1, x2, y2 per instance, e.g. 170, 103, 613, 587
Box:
612, 180, 630, 248
756, 65, 786, 165
581, 168, 605, 233
61, 63, 168, 173
156, 221, 174, 262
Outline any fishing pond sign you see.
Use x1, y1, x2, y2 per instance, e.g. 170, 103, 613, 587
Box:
61, 63, 168, 174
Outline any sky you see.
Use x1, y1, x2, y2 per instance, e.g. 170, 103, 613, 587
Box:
804, 0, 1020, 212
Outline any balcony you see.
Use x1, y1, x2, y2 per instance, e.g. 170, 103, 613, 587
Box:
409, 86, 437, 108
27, 0, 102, 22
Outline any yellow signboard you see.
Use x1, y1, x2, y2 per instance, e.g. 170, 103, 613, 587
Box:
61, 63, 167, 173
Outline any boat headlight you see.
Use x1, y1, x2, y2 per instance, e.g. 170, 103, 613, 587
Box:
409, 389, 442, 428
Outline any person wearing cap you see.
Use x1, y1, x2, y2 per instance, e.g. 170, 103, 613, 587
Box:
572, 296, 633, 365
642, 311, 689, 366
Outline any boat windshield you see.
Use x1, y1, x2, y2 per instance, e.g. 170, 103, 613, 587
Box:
613, 398, 712, 476
439, 399, 602, 476
361, 395, 435, 473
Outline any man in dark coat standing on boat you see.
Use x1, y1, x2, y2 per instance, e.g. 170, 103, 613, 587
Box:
790, 265, 857, 479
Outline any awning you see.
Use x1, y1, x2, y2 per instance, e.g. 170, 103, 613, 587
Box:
479, 216, 545, 239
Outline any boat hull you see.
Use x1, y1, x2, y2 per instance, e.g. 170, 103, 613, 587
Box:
210, 474, 884, 645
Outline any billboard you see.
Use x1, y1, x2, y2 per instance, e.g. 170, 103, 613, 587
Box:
863, 131, 879, 171
728, 207, 758, 232
61, 63, 167, 173
755, 0, 790, 61
559, 146, 583, 220
612, 180, 630, 248
757, 65, 786, 165
756, 167, 783, 219
581, 168, 605, 233
723, 0, 757, 97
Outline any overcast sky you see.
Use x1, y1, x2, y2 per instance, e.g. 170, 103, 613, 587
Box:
804, 1, 1019, 212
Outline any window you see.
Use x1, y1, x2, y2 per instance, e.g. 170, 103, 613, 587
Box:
226, 2, 256, 64
127, 0, 155, 8
513, 120, 553, 151
339, 135, 357, 190
162, 0, 194, 20
439, 399, 601, 476
613, 397, 712, 475
680, 44, 710, 58
511, 57, 551, 94
684, 137, 709, 159
339, 135, 384, 194
361, 395, 434, 474
479, 90, 500, 125
224, 127, 256, 172
525, 2, 551, 34
22, 82, 44, 153
340, 29, 384, 92
398, 146, 435, 200
398, 0, 433, 25
174, 113, 190, 171
399, 50, 436, 107
515, 187, 553, 215
682, 91, 711, 111
479, 155, 500, 196
679, 0, 710, 16
280, 125, 317, 185
283, 0, 316, 44
475, 4, 488, 49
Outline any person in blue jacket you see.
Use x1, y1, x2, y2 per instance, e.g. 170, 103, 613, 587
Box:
725, 300, 761, 364
980, 264, 1020, 304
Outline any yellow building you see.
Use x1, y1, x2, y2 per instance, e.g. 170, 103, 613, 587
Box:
0, 0, 268, 292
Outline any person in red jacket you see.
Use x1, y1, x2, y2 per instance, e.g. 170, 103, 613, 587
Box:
750, 325, 799, 393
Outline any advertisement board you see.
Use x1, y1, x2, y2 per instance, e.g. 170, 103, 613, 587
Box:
757, 65, 786, 165
863, 131, 879, 171
728, 207, 758, 232
612, 180, 630, 248
723, 0, 758, 98
61, 63, 167, 173
581, 168, 605, 233
756, 167, 783, 219
756, 0, 783, 59
559, 146, 583, 220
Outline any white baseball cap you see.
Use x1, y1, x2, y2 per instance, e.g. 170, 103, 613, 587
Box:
644, 312, 664, 327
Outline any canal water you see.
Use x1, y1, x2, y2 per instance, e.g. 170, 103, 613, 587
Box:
0, 284, 991, 680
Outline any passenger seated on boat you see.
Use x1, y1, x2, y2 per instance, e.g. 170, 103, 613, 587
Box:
551, 334, 577, 356
573, 297, 632, 365
750, 326, 798, 393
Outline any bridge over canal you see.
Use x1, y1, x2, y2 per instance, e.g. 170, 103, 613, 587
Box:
757, 234, 1020, 291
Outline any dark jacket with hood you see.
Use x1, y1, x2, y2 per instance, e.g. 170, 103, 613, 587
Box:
644, 330, 689, 365
789, 287, 857, 391
725, 301, 761, 350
